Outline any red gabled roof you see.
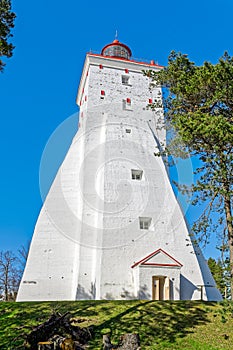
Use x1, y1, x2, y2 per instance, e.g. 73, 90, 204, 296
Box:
131, 248, 183, 268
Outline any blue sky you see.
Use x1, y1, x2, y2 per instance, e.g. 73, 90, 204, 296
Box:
1, 0, 232, 258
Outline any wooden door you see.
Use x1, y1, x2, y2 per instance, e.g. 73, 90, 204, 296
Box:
152, 276, 166, 300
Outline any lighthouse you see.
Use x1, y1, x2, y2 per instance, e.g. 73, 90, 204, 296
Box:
17, 39, 222, 301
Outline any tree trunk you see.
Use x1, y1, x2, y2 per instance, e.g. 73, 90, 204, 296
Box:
37, 341, 53, 350
4, 265, 8, 301
26, 313, 92, 349
117, 333, 140, 350
224, 193, 233, 299
102, 334, 113, 349
26, 312, 69, 349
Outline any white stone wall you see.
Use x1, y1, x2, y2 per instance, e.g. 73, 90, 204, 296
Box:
17, 53, 222, 301
136, 266, 181, 300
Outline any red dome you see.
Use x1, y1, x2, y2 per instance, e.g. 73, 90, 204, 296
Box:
101, 40, 132, 60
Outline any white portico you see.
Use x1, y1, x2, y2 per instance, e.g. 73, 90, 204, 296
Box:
17, 39, 222, 301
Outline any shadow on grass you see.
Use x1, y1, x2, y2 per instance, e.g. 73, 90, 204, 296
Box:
0, 300, 216, 349
0, 300, 113, 349
90, 301, 216, 348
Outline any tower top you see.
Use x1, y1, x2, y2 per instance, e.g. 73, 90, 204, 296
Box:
101, 39, 132, 60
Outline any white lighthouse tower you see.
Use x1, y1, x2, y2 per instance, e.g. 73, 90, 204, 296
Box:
17, 39, 222, 301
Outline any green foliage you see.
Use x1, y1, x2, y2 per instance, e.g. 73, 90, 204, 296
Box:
0, 301, 232, 350
147, 51, 233, 296
0, 0, 16, 72
208, 257, 230, 299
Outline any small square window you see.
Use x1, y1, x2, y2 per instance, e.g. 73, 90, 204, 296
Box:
123, 99, 132, 110
122, 75, 130, 85
126, 129, 131, 134
139, 217, 152, 230
131, 169, 143, 180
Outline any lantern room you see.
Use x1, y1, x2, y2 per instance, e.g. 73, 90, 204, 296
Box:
101, 39, 132, 60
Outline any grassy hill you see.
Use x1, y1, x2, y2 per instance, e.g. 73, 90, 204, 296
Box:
0, 300, 233, 349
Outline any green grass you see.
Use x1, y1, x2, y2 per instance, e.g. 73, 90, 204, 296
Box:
0, 300, 233, 349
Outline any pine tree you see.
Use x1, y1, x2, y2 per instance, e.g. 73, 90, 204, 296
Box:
147, 51, 233, 297
0, 0, 16, 72
208, 257, 230, 298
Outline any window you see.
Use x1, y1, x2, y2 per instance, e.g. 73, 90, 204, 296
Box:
125, 69, 129, 73
123, 98, 132, 110
122, 75, 130, 85
139, 217, 152, 230
103, 46, 130, 59
99, 64, 103, 69
131, 169, 143, 180
100, 90, 105, 99
126, 128, 131, 133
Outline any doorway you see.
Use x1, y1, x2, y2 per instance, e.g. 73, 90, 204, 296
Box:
152, 276, 170, 300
